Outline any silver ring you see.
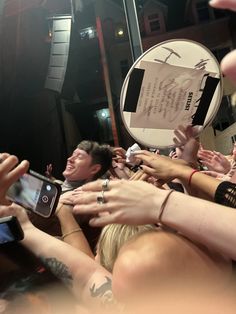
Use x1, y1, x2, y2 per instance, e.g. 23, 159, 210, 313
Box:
97, 190, 105, 204
102, 179, 110, 191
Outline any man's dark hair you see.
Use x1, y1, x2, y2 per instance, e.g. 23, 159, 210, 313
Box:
77, 141, 112, 179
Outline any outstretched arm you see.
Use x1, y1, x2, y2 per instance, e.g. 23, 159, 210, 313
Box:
56, 200, 94, 258
134, 150, 220, 201
0, 203, 113, 309
73, 179, 236, 260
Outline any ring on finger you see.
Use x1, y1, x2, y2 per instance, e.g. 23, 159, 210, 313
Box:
97, 190, 106, 204
102, 179, 110, 191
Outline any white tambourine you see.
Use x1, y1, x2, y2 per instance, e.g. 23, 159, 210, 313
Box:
120, 39, 223, 148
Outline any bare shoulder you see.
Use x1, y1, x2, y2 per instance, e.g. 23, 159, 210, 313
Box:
122, 229, 231, 269
114, 229, 232, 293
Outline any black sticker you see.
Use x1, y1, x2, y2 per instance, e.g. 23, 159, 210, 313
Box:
123, 68, 145, 113
192, 76, 220, 125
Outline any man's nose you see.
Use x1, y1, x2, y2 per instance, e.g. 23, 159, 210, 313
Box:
68, 155, 75, 162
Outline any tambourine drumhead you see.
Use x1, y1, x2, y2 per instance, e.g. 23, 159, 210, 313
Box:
120, 39, 223, 148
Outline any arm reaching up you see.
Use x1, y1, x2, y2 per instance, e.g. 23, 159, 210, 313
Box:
0, 203, 114, 310
73, 179, 236, 260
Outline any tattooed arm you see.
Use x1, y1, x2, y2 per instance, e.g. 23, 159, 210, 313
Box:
0, 203, 115, 310
30, 231, 115, 309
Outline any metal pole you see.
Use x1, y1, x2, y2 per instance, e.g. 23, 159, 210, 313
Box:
70, 0, 75, 23
96, 16, 119, 146
123, 0, 143, 62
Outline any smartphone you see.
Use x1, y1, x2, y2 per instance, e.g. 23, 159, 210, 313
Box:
6, 170, 61, 218
0, 216, 24, 244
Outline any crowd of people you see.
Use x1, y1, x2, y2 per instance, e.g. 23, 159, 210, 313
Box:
1, 0, 236, 313
2, 133, 236, 314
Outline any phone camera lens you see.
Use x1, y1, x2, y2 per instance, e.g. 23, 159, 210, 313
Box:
46, 185, 51, 191
42, 195, 49, 203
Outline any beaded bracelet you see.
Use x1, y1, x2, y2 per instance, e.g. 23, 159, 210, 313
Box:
61, 228, 83, 240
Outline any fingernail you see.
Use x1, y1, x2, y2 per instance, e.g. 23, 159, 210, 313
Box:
209, 0, 216, 4
89, 218, 97, 226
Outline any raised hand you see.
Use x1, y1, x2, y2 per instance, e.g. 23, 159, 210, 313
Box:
0, 203, 32, 231
0, 153, 29, 204
112, 147, 127, 164
73, 179, 171, 226
133, 150, 188, 183
173, 125, 199, 147
45, 163, 53, 178
198, 150, 231, 174
172, 125, 200, 167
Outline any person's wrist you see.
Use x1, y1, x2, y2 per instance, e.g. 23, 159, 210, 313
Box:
20, 222, 37, 242
55, 203, 64, 215
167, 161, 190, 181
176, 164, 195, 182
151, 189, 174, 223
56, 203, 73, 217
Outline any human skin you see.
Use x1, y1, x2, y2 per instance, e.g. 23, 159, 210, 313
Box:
0, 203, 113, 311
63, 149, 101, 182
209, 0, 236, 83
0, 153, 29, 204
134, 150, 221, 200
209, 0, 236, 11
112, 229, 232, 303
73, 178, 236, 260
56, 199, 94, 258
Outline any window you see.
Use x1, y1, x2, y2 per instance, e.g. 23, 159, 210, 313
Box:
148, 13, 159, 20
150, 20, 160, 32
148, 13, 160, 32
196, 1, 210, 22
79, 26, 97, 40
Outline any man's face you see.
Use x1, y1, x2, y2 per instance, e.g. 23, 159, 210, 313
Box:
63, 148, 99, 181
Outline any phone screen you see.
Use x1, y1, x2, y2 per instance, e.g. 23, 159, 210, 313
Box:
7, 173, 60, 217
0, 223, 15, 244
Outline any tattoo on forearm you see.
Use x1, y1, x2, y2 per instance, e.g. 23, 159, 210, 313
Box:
90, 276, 111, 297
90, 276, 114, 305
40, 257, 73, 287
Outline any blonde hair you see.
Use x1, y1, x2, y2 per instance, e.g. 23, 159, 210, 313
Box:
97, 224, 156, 272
